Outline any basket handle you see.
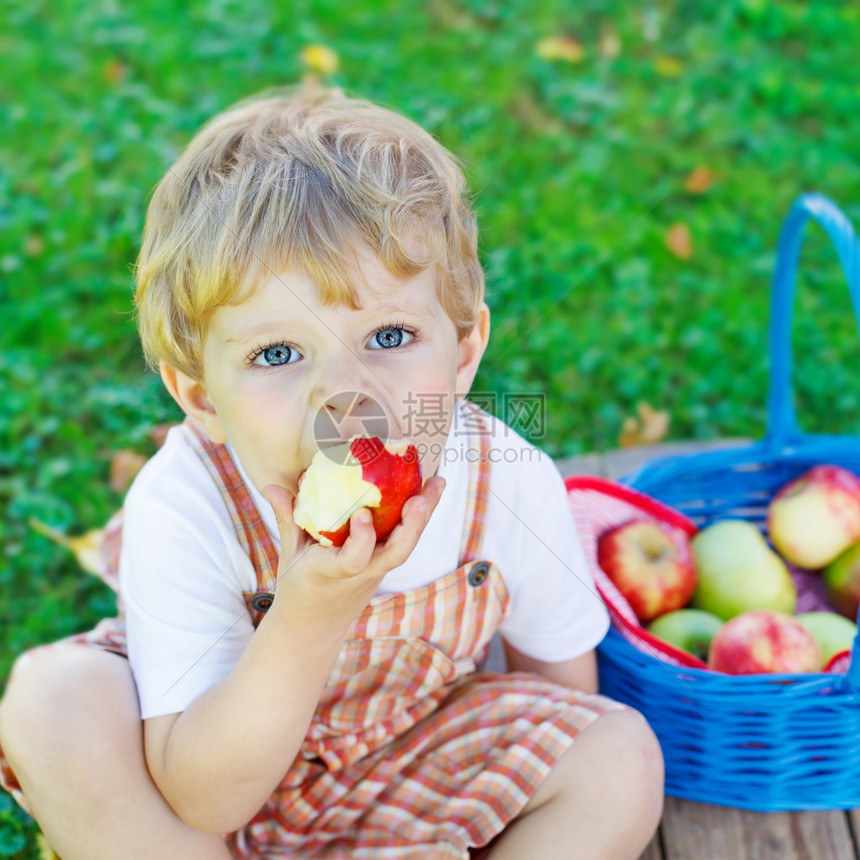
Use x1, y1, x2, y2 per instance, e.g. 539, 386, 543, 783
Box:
766, 193, 860, 449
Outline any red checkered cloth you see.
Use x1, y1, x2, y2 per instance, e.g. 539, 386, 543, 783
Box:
217, 412, 624, 857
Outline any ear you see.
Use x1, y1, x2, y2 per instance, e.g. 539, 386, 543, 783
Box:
455, 302, 490, 396
159, 362, 228, 444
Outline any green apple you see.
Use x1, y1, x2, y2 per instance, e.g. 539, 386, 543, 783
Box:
796, 611, 857, 666
823, 540, 860, 621
647, 609, 724, 661
690, 519, 796, 620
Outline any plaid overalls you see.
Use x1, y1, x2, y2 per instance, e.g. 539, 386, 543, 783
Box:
1, 410, 623, 858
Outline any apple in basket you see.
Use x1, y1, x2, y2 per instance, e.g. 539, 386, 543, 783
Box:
767, 465, 860, 569
823, 539, 860, 622
646, 608, 724, 662
597, 519, 697, 624
690, 519, 796, 620
293, 436, 422, 547
708, 609, 821, 675
796, 611, 858, 667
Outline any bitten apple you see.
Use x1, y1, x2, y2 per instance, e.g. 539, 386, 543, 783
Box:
597, 519, 697, 624
708, 609, 821, 675
293, 436, 422, 547
767, 465, 860, 569
824, 539, 860, 621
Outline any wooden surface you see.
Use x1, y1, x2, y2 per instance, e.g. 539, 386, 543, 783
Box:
557, 440, 860, 860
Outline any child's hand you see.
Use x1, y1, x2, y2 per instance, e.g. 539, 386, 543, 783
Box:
262, 476, 445, 629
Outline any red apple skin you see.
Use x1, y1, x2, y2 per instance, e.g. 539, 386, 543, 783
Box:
350, 438, 421, 543
767, 465, 860, 569
708, 610, 821, 675
597, 519, 697, 624
302, 437, 422, 547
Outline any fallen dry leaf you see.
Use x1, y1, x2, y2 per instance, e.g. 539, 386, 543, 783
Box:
103, 58, 126, 85
654, 56, 684, 77
36, 833, 60, 860
598, 25, 621, 59
25, 234, 45, 257
535, 36, 585, 64
665, 222, 693, 260
685, 166, 716, 194
29, 519, 106, 577
618, 418, 641, 449
619, 402, 670, 448
299, 44, 339, 76
110, 449, 148, 494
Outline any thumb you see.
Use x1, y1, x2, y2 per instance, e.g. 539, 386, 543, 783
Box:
262, 484, 297, 538
262, 484, 311, 569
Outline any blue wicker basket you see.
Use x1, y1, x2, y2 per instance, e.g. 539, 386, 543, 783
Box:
596, 193, 860, 811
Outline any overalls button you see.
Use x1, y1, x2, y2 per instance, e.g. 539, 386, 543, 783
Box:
250, 592, 275, 612
467, 562, 490, 587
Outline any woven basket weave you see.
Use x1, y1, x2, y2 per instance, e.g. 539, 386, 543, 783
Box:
584, 193, 860, 811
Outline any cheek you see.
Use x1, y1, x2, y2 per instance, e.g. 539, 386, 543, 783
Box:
228, 373, 298, 413
403, 356, 458, 396
210, 376, 301, 449
398, 393, 458, 479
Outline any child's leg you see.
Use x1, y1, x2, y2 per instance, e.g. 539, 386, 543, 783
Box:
489, 709, 664, 860
0, 647, 232, 860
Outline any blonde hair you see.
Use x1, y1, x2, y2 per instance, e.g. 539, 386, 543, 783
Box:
134, 85, 484, 379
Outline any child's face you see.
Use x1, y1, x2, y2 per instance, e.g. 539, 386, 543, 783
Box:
176, 247, 488, 496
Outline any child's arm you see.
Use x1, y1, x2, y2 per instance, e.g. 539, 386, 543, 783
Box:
502, 640, 599, 695
142, 477, 445, 835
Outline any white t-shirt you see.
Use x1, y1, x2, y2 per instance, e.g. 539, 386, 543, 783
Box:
120, 402, 609, 719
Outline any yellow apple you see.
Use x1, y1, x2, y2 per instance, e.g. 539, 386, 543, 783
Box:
768, 465, 860, 569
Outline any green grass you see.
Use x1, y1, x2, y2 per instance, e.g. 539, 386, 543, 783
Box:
2, 0, 860, 853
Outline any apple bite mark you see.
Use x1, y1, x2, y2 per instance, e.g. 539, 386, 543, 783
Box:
292, 436, 422, 547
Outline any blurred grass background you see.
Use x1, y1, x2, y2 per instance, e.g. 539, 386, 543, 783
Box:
2, 0, 860, 853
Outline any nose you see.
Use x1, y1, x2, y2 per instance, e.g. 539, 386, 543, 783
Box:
309, 358, 394, 443
313, 390, 392, 444
321, 390, 376, 419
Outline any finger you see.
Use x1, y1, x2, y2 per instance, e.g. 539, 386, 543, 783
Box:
336, 508, 377, 574
397, 475, 446, 527
262, 484, 293, 525
262, 484, 303, 555
376, 476, 447, 567
421, 475, 446, 512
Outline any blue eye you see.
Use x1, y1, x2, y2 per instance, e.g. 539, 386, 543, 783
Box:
252, 344, 300, 367
369, 327, 415, 350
